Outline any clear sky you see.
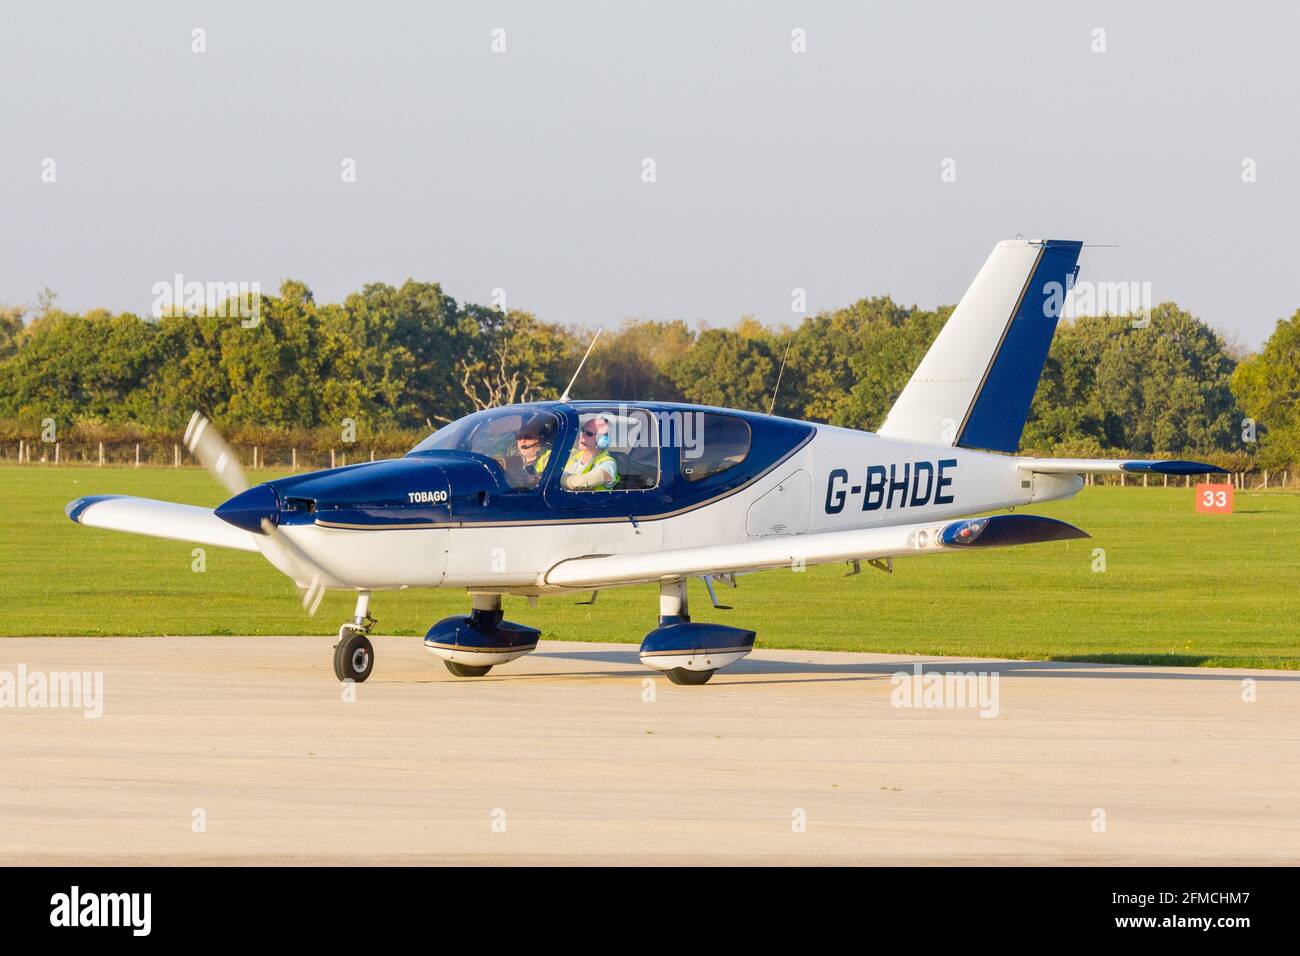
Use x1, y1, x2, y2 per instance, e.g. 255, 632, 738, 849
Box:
1, 0, 1296, 348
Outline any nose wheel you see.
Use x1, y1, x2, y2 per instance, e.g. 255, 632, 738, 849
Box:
334, 625, 374, 682
333, 591, 376, 682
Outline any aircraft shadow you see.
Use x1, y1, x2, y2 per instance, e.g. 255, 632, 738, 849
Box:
529, 648, 1299, 684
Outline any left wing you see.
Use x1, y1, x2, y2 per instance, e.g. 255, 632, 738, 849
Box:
543, 514, 1086, 589
66, 495, 261, 552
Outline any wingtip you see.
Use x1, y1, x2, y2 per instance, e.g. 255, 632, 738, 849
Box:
65, 494, 127, 524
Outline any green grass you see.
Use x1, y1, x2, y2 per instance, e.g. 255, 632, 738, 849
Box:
3, 465, 1297, 669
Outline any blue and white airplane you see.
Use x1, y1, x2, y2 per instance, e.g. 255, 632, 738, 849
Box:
66, 240, 1225, 685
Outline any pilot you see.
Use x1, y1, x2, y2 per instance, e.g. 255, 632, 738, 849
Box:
561, 415, 619, 491
515, 425, 551, 486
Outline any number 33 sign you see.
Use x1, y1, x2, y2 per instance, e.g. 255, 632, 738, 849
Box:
1196, 483, 1233, 514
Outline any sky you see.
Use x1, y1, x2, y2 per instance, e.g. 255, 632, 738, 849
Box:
1, 0, 1297, 348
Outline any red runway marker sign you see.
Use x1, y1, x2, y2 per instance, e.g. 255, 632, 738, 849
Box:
1195, 483, 1233, 514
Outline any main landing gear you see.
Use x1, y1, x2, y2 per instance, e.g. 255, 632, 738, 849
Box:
638, 580, 756, 685
333, 590, 377, 682
424, 593, 541, 678
346, 582, 757, 685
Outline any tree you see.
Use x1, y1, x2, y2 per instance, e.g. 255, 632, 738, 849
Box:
670, 320, 780, 412
1232, 309, 1300, 467
583, 319, 693, 403
833, 304, 947, 431
453, 308, 575, 414
1024, 305, 1241, 455
0, 306, 25, 362
0, 308, 161, 424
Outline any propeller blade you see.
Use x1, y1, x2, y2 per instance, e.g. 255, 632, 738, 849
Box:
259, 518, 335, 617
184, 411, 249, 496
185, 412, 337, 616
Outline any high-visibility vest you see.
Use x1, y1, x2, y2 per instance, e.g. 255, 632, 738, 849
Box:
563, 448, 617, 490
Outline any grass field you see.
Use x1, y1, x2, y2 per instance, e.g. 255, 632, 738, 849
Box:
3, 465, 1297, 668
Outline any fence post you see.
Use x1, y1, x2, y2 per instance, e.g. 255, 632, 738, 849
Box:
292, 448, 297, 471
174, 443, 180, 468
18, 439, 23, 464
370, 450, 375, 462
331, 449, 336, 469
55, 442, 60, 465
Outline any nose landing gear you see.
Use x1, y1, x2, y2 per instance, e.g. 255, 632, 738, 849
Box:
333, 590, 377, 682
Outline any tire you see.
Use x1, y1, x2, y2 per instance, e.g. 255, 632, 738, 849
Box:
333, 630, 374, 683
664, 667, 714, 686
445, 660, 493, 678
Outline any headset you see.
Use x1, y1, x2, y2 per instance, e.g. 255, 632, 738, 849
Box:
584, 415, 613, 450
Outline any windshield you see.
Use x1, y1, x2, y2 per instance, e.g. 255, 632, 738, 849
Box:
409, 407, 561, 490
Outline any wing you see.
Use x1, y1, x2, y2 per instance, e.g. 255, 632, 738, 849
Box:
66, 495, 260, 552
543, 514, 1087, 589
1018, 458, 1227, 476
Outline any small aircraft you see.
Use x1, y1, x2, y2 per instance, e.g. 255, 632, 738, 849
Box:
66, 239, 1225, 685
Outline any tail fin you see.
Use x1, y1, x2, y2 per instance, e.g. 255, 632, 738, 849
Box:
877, 239, 1083, 453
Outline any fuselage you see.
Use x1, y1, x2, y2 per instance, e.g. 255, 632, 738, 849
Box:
215, 401, 1082, 594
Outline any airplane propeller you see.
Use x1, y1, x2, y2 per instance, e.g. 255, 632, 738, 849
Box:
185, 411, 332, 615
183, 410, 249, 496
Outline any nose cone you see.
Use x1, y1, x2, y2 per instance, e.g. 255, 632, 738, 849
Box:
215, 483, 279, 535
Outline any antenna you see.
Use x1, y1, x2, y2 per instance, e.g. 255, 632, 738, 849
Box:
767, 336, 793, 416
559, 328, 603, 403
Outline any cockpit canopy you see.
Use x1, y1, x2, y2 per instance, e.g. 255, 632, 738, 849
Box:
410, 407, 562, 490
408, 402, 810, 498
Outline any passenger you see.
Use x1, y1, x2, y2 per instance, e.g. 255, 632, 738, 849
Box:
561, 415, 618, 491
514, 425, 551, 487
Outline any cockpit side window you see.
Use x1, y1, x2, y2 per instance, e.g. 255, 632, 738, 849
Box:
681, 413, 751, 482
561, 407, 660, 492
409, 407, 560, 490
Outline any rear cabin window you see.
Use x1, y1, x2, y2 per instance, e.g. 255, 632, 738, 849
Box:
681, 413, 751, 482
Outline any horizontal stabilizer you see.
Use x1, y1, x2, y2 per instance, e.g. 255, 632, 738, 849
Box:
1020, 458, 1228, 476
66, 495, 261, 552
544, 514, 1088, 589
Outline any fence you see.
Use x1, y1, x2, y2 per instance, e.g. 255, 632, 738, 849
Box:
1082, 470, 1292, 490
3, 440, 411, 472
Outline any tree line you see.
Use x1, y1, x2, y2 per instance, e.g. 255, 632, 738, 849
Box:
1, 280, 1297, 468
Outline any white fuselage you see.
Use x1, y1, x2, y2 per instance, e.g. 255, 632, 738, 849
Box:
268, 425, 1082, 595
